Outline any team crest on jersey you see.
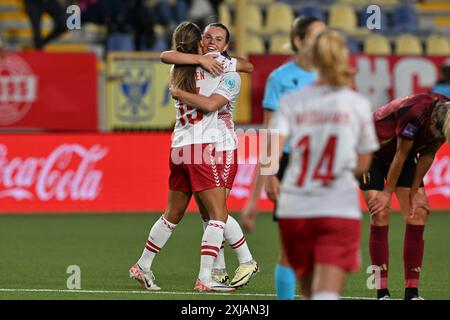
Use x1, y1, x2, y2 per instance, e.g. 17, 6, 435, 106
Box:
402, 123, 419, 138
118, 68, 155, 122
225, 78, 236, 90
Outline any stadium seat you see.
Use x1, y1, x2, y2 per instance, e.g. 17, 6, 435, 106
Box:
338, 0, 367, 5
434, 17, 450, 28
417, 2, 450, 13
0, 0, 22, 12
269, 35, 291, 54
245, 35, 266, 54
395, 34, 423, 55
393, 4, 418, 32
364, 34, 392, 55
249, 0, 273, 4
245, 4, 264, 34
107, 33, 134, 52
264, 3, 294, 34
218, 3, 233, 32
426, 35, 450, 56
369, 0, 399, 5
297, 6, 326, 21
328, 4, 369, 36
346, 36, 360, 53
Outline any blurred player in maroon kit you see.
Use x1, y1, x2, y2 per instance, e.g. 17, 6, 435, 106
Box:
359, 93, 450, 300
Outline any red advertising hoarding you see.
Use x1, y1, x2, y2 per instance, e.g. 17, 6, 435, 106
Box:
249, 55, 450, 123
0, 52, 98, 131
0, 133, 449, 213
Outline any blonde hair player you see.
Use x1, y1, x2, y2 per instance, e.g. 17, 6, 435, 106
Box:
241, 16, 326, 300
265, 30, 379, 300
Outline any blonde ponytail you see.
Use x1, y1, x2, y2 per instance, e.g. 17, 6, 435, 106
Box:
312, 30, 354, 87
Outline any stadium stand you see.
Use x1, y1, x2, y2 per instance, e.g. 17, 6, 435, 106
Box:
426, 34, 450, 56
264, 2, 294, 34
392, 4, 418, 32
296, 6, 326, 21
245, 34, 266, 54
269, 34, 291, 54
245, 4, 264, 34
363, 34, 392, 55
395, 33, 423, 55
328, 4, 370, 36
0, 0, 448, 56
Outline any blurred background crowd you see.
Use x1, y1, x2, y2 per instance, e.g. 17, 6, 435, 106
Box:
0, 0, 449, 57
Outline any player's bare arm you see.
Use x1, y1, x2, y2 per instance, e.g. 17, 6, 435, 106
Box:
160, 50, 224, 76
354, 153, 373, 178
262, 133, 286, 202
171, 87, 229, 113
235, 57, 254, 73
160, 51, 253, 76
241, 109, 275, 231
369, 138, 414, 215
409, 142, 442, 217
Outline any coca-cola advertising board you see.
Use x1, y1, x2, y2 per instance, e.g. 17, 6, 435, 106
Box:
0, 52, 98, 131
249, 55, 450, 123
0, 134, 170, 213
0, 133, 449, 214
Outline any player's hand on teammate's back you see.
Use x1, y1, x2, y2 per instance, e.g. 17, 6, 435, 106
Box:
200, 54, 223, 77
368, 190, 392, 216
265, 176, 280, 203
241, 204, 258, 233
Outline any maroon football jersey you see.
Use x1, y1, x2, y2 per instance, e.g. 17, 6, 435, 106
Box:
374, 93, 449, 164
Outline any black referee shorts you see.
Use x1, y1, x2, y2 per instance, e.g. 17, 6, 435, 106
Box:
358, 155, 424, 191
273, 152, 290, 221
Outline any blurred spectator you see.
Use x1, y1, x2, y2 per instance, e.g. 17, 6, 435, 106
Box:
125, 0, 156, 51
151, 0, 190, 31
78, 0, 127, 33
23, 0, 66, 50
431, 61, 450, 98
187, 0, 216, 30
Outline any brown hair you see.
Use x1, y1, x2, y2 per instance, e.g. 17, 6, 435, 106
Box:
170, 22, 202, 93
290, 16, 321, 53
311, 30, 354, 87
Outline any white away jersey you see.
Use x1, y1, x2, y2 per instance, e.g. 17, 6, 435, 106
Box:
269, 84, 379, 219
216, 72, 241, 151
171, 54, 240, 148
205, 52, 241, 151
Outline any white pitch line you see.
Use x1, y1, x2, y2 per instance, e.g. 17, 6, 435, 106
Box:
0, 288, 376, 299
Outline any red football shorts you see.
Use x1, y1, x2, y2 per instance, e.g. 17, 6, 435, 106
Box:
169, 143, 225, 192
278, 217, 361, 277
216, 149, 238, 190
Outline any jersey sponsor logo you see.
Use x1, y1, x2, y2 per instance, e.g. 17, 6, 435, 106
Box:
0, 53, 37, 125
402, 123, 419, 138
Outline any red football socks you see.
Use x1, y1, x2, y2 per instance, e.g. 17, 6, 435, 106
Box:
369, 225, 389, 289
404, 224, 425, 288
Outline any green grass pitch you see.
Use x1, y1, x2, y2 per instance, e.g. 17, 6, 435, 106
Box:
0, 212, 449, 300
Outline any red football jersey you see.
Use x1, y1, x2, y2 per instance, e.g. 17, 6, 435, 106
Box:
374, 93, 449, 164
